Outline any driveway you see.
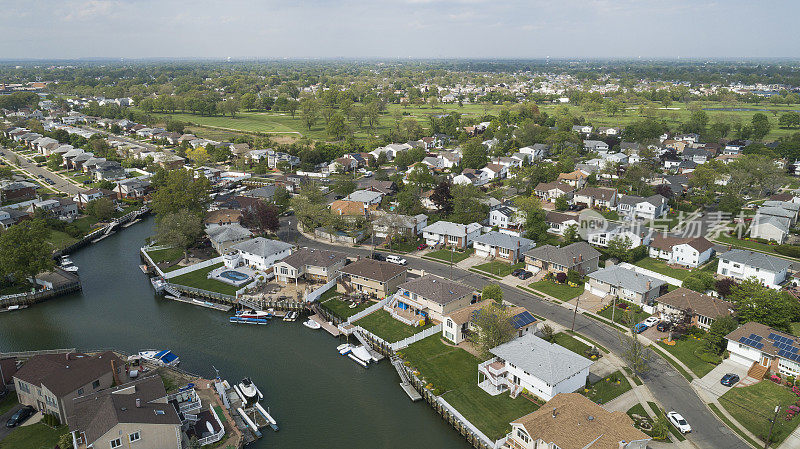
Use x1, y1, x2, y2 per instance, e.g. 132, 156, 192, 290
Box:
0, 402, 23, 441
691, 359, 750, 402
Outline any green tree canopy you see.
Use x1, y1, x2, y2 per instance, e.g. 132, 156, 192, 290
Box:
0, 220, 53, 284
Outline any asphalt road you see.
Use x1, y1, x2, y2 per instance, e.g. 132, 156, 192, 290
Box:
0, 147, 82, 195
279, 217, 749, 449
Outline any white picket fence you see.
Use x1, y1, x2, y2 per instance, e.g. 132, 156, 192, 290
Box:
346, 297, 390, 323
437, 396, 505, 449
390, 324, 442, 351
305, 276, 338, 303
163, 256, 224, 279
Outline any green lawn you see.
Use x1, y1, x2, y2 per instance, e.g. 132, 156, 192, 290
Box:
552, 332, 592, 357
633, 258, 691, 281
699, 257, 719, 272
0, 393, 18, 416
597, 304, 651, 327
425, 248, 474, 264
708, 403, 762, 449
355, 309, 432, 342
0, 423, 68, 449
600, 210, 620, 221
657, 337, 720, 378
720, 380, 800, 446
626, 404, 663, 440
528, 280, 584, 301
320, 296, 372, 320
715, 233, 783, 256
146, 247, 185, 264
45, 229, 79, 250
168, 262, 243, 296
581, 371, 632, 405
401, 334, 539, 440
472, 261, 524, 277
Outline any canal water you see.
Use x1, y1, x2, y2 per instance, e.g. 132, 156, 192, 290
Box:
0, 216, 467, 448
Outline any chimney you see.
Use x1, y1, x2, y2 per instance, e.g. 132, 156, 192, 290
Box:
552, 407, 558, 418
579, 254, 583, 262
646, 281, 651, 289
136, 398, 141, 408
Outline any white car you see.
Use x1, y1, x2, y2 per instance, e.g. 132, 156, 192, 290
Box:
386, 255, 407, 266
643, 317, 660, 328
667, 411, 691, 434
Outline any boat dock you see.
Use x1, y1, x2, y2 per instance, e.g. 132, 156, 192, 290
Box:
167, 294, 232, 312
353, 330, 384, 361
309, 313, 340, 336
391, 357, 422, 401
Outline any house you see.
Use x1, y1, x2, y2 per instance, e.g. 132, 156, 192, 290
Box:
73, 189, 114, 208
572, 125, 593, 135
717, 249, 790, 289
524, 242, 600, 275
757, 206, 797, 225
482, 163, 507, 181
13, 351, 128, 426
363, 180, 398, 196
91, 161, 126, 181
114, 178, 151, 200
616, 194, 667, 220
0, 180, 38, 203
573, 187, 618, 209
230, 237, 294, 271
656, 288, 733, 331
598, 126, 622, 136
337, 259, 407, 299
725, 322, 800, 378
518, 144, 550, 161
648, 235, 715, 268
750, 214, 791, 244
422, 221, 482, 249
506, 393, 650, 449
683, 148, 712, 164
452, 168, 489, 186
206, 223, 253, 254
603, 152, 629, 165
473, 232, 535, 262
534, 182, 574, 203
583, 140, 609, 153
330, 200, 377, 218
27, 197, 79, 221
69, 375, 182, 449
477, 334, 593, 401
393, 274, 476, 322
372, 213, 428, 239
545, 211, 579, 236
204, 209, 242, 227
0, 207, 30, 229
273, 248, 348, 284
442, 302, 537, 344
489, 206, 519, 229
585, 265, 665, 305
343, 189, 383, 206
557, 170, 588, 189
586, 222, 652, 249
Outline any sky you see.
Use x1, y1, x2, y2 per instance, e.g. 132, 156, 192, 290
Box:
1, 0, 799, 60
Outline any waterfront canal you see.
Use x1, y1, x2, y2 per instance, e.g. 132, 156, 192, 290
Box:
0, 216, 467, 448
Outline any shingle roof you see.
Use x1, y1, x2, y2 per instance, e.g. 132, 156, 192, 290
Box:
658, 288, 733, 320
398, 274, 474, 305
13, 351, 123, 397
422, 221, 481, 237
344, 189, 383, 204
724, 321, 799, 359
206, 223, 253, 244
473, 231, 534, 250
587, 265, 664, 293
649, 235, 714, 253
524, 242, 600, 267
545, 211, 579, 224
278, 248, 348, 270
535, 181, 574, 193
340, 259, 406, 282
575, 187, 617, 201
232, 237, 293, 258
718, 249, 792, 273
490, 334, 593, 385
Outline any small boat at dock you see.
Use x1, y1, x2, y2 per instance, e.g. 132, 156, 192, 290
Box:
336, 344, 370, 367
236, 309, 272, 320
302, 319, 321, 330
59, 256, 79, 273
283, 311, 298, 322
137, 349, 180, 367
230, 316, 268, 325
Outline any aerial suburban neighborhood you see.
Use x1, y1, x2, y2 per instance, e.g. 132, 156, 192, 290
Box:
2, 3, 800, 449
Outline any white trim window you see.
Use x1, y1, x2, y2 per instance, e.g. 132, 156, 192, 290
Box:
111, 438, 122, 448
129, 431, 141, 442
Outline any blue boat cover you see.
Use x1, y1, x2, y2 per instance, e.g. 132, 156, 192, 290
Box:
160, 352, 178, 363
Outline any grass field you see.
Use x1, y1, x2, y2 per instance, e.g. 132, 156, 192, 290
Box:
657, 337, 720, 378
472, 261, 524, 277
633, 258, 692, 281
0, 423, 68, 449
401, 334, 539, 440
720, 380, 800, 446
582, 371, 632, 405
145, 247, 185, 264
425, 248, 474, 264
320, 296, 372, 320
552, 332, 591, 356
714, 233, 785, 256
528, 280, 584, 301
355, 309, 432, 342
168, 262, 243, 296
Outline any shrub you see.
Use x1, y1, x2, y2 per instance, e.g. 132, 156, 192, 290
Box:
775, 245, 800, 258
555, 272, 567, 283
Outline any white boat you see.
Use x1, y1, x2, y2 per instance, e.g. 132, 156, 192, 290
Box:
337, 344, 352, 355
59, 256, 79, 272
236, 309, 272, 320
138, 350, 180, 367
237, 377, 263, 405
302, 319, 321, 330
350, 345, 372, 365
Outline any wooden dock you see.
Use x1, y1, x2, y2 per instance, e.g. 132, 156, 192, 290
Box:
392, 357, 422, 401
309, 314, 340, 336
167, 295, 232, 312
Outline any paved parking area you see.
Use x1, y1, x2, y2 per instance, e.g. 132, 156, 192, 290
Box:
691, 359, 749, 402
0, 402, 24, 441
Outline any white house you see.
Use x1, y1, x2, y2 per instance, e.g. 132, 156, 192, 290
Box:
617, 194, 668, 221
583, 140, 609, 153
545, 211, 580, 236
372, 213, 428, 239
230, 237, 294, 271
422, 221, 482, 249
585, 265, 664, 306
534, 182, 574, 203
750, 214, 791, 244
473, 232, 534, 262
725, 321, 800, 377
717, 249, 791, 289
481, 163, 507, 181
273, 248, 348, 284
489, 206, 518, 229
586, 222, 651, 249
518, 144, 550, 161
648, 235, 715, 268
452, 169, 488, 186
478, 334, 593, 401
343, 189, 383, 206
442, 302, 537, 345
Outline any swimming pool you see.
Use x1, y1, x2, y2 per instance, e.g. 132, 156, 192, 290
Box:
220, 270, 250, 282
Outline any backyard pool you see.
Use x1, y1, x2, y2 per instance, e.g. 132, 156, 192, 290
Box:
209, 268, 254, 287
220, 270, 250, 282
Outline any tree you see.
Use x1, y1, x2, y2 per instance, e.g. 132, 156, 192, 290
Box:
219, 99, 240, 117
619, 328, 652, 378
326, 112, 350, 140
186, 147, 211, 166
58, 432, 75, 449
717, 194, 743, 216
155, 209, 204, 262
242, 202, 280, 234
449, 184, 488, 224
430, 180, 453, 215
300, 98, 319, 130
514, 195, 547, 241
469, 303, 516, 357
47, 153, 63, 171
563, 224, 580, 244
406, 164, 435, 192
150, 168, 211, 218
714, 278, 737, 298
682, 271, 715, 293
554, 195, 569, 211
606, 236, 633, 261
779, 112, 800, 129
482, 284, 503, 303
751, 112, 771, 140
85, 197, 115, 222
273, 185, 290, 211
0, 220, 53, 285
539, 323, 555, 342
703, 315, 738, 355
461, 138, 488, 169
727, 278, 800, 332
240, 93, 257, 111
332, 179, 357, 197
290, 182, 329, 230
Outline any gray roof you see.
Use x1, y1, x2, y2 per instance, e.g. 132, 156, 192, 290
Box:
619, 194, 665, 207
243, 185, 277, 199
232, 237, 293, 258
587, 265, 664, 293
752, 214, 791, 233
489, 334, 593, 385
14, 351, 123, 397
757, 206, 796, 220
523, 242, 600, 267
719, 249, 792, 273
473, 231, 535, 250
206, 223, 253, 244
344, 189, 383, 204
397, 274, 474, 305
373, 213, 427, 229
422, 221, 481, 237
278, 248, 348, 270
762, 201, 800, 213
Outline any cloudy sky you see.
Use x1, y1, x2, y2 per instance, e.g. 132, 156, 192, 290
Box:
1, 0, 798, 59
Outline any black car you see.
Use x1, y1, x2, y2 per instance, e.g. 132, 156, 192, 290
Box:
656, 321, 671, 332
6, 406, 35, 428
511, 268, 524, 277
517, 271, 533, 280
720, 373, 740, 387
371, 252, 386, 261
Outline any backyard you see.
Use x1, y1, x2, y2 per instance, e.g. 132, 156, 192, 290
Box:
354, 309, 433, 342
633, 258, 691, 281
657, 336, 721, 378
145, 246, 185, 264
714, 233, 782, 256
0, 422, 68, 449
401, 334, 539, 440
719, 380, 800, 446
472, 261, 524, 277
528, 280, 584, 301
320, 295, 372, 320
424, 248, 474, 264
168, 262, 244, 296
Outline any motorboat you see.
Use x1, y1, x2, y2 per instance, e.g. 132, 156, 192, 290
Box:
236, 309, 272, 320
336, 344, 370, 367
138, 350, 180, 367
229, 316, 268, 325
236, 377, 264, 405
302, 319, 321, 330
59, 256, 79, 273
283, 311, 298, 322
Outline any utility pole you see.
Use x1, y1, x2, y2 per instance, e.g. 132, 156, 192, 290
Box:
571, 293, 580, 332
765, 405, 781, 449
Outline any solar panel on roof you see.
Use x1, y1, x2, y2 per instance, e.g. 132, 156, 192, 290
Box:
750, 334, 763, 342
739, 336, 749, 344
790, 346, 799, 353
754, 342, 764, 349
769, 332, 779, 340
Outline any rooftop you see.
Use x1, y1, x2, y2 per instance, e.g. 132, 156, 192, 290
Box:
490, 334, 593, 385
397, 274, 474, 306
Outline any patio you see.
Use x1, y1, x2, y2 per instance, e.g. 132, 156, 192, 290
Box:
239, 281, 307, 304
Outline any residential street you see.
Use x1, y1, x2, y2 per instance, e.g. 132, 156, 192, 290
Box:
0, 146, 82, 195
280, 217, 750, 449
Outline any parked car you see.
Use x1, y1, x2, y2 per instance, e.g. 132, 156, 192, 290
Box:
386, 255, 407, 266
417, 243, 428, 250
643, 317, 660, 327
656, 321, 671, 332
720, 373, 740, 387
667, 411, 691, 434
6, 406, 35, 428
511, 268, 525, 277
371, 252, 386, 261
517, 271, 532, 280
633, 323, 648, 333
